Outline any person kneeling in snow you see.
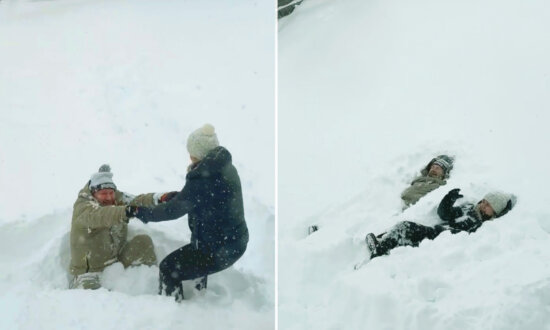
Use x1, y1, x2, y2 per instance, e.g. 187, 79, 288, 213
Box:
130, 124, 249, 301
69, 164, 177, 289
364, 189, 516, 260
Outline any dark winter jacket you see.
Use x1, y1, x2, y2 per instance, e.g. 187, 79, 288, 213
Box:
437, 192, 482, 234
136, 147, 248, 251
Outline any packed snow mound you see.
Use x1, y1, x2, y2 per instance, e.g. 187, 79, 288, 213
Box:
0, 206, 273, 330
0, 0, 274, 328
279, 0, 550, 329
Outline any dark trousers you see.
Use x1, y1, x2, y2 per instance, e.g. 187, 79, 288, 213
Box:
376, 221, 445, 256
159, 240, 247, 300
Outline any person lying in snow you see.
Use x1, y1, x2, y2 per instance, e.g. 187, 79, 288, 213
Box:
69, 165, 177, 289
129, 124, 249, 301
400, 154, 454, 209
308, 154, 454, 235
364, 188, 516, 260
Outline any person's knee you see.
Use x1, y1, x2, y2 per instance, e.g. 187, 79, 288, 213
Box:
121, 234, 157, 267
393, 221, 410, 233
131, 234, 154, 248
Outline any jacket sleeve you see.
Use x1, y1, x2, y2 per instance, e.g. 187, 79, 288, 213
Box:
115, 190, 157, 207
74, 201, 128, 230
448, 216, 482, 233
401, 177, 445, 207
127, 193, 156, 207
437, 193, 464, 221
137, 183, 196, 223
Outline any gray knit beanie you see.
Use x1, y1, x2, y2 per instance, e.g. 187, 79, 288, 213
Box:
186, 124, 219, 160
90, 164, 117, 192
422, 154, 454, 178
432, 155, 454, 174
483, 192, 516, 217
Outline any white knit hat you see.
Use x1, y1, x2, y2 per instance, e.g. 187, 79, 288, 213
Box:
90, 164, 117, 191
186, 124, 219, 160
483, 192, 515, 217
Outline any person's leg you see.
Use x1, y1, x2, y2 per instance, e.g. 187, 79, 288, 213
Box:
158, 244, 215, 300
192, 240, 247, 292
210, 240, 247, 271
159, 241, 248, 300
376, 221, 442, 256
118, 234, 157, 268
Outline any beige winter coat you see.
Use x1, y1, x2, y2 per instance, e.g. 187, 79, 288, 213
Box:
69, 183, 156, 275
401, 176, 446, 208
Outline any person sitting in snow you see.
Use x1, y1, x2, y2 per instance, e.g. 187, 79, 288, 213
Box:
69, 164, 177, 289
400, 154, 454, 209
129, 124, 249, 301
308, 155, 455, 235
364, 189, 516, 260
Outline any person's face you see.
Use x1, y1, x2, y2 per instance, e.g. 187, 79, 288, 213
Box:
428, 164, 445, 179
190, 155, 200, 164
478, 199, 495, 220
93, 189, 116, 206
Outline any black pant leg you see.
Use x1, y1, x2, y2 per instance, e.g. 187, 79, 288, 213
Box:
159, 240, 247, 298
210, 239, 247, 272
377, 221, 442, 255
159, 244, 214, 298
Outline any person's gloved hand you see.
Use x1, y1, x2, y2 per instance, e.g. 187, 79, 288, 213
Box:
125, 206, 149, 223
446, 188, 464, 203
159, 191, 178, 203
125, 205, 139, 218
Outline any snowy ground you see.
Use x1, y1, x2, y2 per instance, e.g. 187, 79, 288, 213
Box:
0, 0, 274, 329
279, 0, 550, 329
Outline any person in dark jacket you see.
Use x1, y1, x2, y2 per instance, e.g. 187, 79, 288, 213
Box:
129, 124, 249, 301
364, 188, 516, 260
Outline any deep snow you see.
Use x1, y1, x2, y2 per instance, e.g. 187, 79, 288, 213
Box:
0, 0, 274, 329
279, 0, 550, 329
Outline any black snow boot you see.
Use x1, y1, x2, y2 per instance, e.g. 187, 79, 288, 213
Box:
195, 276, 208, 291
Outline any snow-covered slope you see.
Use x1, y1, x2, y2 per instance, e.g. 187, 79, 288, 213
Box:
0, 0, 274, 329
279, 0, 550, 329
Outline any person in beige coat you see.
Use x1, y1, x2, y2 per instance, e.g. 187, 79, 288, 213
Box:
308, 155, 455, 236
69, 164, 176, 289
400, 155, 454, 208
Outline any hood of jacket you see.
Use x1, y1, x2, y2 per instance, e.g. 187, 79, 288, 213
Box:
187, 146, 232, 180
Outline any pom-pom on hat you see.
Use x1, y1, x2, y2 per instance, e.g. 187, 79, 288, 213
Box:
187, 124, 219, 160
90, 164, 117, 192
483, 191, 517, 217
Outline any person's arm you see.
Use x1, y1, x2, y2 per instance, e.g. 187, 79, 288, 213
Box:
133, 183, 196, 223
74, 201, 128, 230
437, 189, 464, 221
448, 215, 482, 233
117, 191, 157, 207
